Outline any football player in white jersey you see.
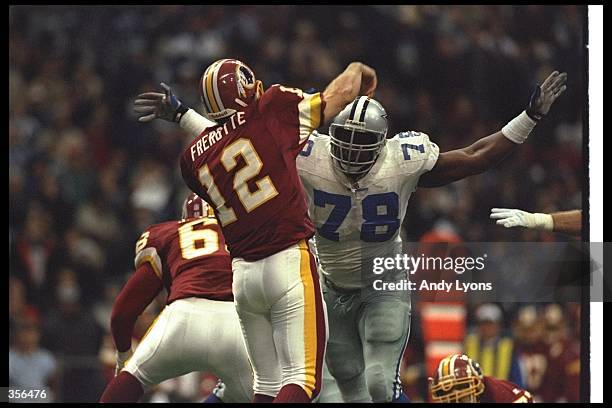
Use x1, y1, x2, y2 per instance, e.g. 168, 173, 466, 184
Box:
296, 70, 566, 402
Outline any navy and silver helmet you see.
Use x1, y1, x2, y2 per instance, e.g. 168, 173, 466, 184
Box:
329, 96, 388, 178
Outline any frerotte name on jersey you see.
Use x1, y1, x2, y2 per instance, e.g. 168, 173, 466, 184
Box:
190, 111, 247, 162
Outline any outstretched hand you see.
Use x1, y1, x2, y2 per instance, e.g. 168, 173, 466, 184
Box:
526, 71, 567, 121
134, 82, 185, 123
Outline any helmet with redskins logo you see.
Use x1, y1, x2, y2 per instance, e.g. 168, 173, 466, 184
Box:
429, 353, 485, 403
199, 58, 264, 121
182, 193, 215, 219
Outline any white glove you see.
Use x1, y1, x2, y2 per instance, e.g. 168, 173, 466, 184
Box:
115, 349, 133, 377
212, 380, 226, 399
490, 208, 554, 231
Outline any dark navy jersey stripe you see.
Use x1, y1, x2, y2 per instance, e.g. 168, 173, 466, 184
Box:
349, 99, 359, 121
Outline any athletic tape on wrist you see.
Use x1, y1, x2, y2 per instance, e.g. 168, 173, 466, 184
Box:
501, 111, 537, 144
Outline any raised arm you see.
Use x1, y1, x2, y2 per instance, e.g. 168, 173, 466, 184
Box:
134, 61, 378, 136
418, 71, 567, 188
321, 62, 377, 125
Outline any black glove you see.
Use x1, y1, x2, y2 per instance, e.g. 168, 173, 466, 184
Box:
525, 71, 568, 122
134, 82, 189, 123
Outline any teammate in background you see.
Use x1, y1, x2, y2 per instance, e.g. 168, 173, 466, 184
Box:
429, 354, 533, 403
134, 59, 377, 402
99, 194, 254, 403
490, 208, 581, 236
513, 305, 550, 402
539, 304, 580, 402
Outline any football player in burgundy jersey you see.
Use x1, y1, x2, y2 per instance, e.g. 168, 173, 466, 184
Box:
134, 58, 377, 402
99, 194, 255, 403
429, 354, 534, 403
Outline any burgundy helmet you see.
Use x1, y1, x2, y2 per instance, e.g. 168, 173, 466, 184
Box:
429, 353, 485, 403
199, 58, 264, 121
182, 193, 213, 219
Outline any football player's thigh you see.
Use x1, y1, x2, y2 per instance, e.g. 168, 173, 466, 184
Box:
233, 255, 283, 396
269, 241, 326, 396
207, 302, 255, 402
323, 290, 369, 401
124, 303, 198, 388
359, 295, 411, 402
235, 307, 281, 396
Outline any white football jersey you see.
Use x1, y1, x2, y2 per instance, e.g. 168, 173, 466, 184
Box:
297, 131, 439, 289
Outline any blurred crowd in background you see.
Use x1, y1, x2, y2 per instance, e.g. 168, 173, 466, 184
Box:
9, 5, 585, 402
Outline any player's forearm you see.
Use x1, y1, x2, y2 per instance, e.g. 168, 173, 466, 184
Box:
322, 62, 371, 124
460, 131, 518, 175
179, 109, 213, 138
490, 208, 581, 236
551, 210, 582, 236
419, 110, 539, 187
110, 306, 139, 352
465, 108, 540, 174
110, 264, 162, 352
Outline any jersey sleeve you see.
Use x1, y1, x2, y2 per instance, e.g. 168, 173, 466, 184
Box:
258, 84, 325, 151
396, 131, 440, 175
111, 262, 164, 352
180, 152, 206, 200
484, 376, 534, 403
133, 227, 164, 280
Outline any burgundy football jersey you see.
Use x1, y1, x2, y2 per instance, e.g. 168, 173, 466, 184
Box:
134, 216, 233, 303
539, 340, 581, 402
516, 339, 580, 402
515, 341, 550, 401
480, 376, 534, 403
180, 84, 325, 261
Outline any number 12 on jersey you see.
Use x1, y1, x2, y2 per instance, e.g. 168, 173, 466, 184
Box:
313, 190, 400, 242
197, 138, 279, 226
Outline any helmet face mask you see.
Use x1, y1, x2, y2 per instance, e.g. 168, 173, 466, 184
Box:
330, 126, 385, 176
429, 372, 483, 403
329, 97, 388, 179
429, 354, 485, 403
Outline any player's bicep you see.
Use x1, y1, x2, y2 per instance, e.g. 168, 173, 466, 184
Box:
117, 264, 164, 311
417, 149, 473, 188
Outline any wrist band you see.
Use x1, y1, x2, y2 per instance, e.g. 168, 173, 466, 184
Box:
533, 213, 554, 231
174, 104, 189, 123
179, 109, 215, 138
501, 111, 537, 144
